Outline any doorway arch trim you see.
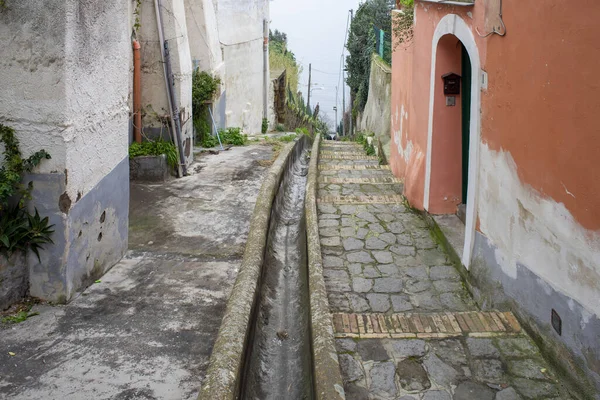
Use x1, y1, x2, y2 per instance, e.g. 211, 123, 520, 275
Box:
423, 14, 482, 269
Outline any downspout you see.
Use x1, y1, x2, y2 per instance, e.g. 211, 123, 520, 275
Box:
154, 0, 187, 177
263, 19, 269, 121
132, 40, 142, 144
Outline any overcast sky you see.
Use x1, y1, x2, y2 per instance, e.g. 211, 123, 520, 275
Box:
270, 0, 362, 128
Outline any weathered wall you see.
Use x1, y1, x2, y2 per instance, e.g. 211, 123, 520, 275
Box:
357, 54, 392, 162
216, 0, 270, 134
139, 0, 194, 165
0, 0, 130, 303
390, 1, 600, 395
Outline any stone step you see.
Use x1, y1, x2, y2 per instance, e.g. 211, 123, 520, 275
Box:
332, 311, 522, 339
319, 176, 402, 184
320, 154, 379, 161
320, 151, 367, 156
318, 164, 391, 171
317, 195, 405, 205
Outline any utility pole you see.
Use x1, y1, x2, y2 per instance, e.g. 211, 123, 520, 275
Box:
349, 9, 354, 137
342, 57, 346, 137
263, 19, 269, 120
307, 63, 312, 112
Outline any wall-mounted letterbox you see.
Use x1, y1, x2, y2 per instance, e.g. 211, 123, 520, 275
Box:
442, 73, 461, 95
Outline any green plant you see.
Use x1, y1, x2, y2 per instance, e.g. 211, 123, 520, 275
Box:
278, 134, 297, 143
262, 118, 268, 134
393, 0, 414, 50
192, 70, 221, 145
0, 124, 54, 261
276, 124, 286, 132
129, 138, 178, 168
219, 127, 247, 146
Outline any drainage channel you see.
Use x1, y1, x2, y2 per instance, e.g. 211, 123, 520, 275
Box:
241, 136, 314, 400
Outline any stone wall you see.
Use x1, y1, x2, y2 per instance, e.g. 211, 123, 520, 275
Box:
357, 54, 392, 162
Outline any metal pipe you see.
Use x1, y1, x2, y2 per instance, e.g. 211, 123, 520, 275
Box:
263, 19, 269, 120
132, 40, 142, 144
154, 0, 186, 177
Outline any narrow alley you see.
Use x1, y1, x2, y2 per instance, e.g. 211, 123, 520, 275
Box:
316, 141, 574, 399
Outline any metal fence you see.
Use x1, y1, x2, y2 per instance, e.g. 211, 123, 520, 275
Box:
374, 25, 392, 65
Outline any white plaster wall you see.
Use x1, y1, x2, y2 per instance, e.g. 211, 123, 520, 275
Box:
217, 0, 269, 134
185, 0, 223, 73
477, 143, 600, 319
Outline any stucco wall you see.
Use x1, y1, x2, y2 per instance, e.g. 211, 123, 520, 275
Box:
139, 0, 194, 165
0, 0, 130, 303
358, 54, 392, 161
390, 1, 600, 394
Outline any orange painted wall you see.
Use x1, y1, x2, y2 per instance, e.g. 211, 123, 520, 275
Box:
429, 34, 463, 214
390, 0, 600, 231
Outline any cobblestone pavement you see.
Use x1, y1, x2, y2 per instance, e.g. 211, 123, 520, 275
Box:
317, 141, 575, 400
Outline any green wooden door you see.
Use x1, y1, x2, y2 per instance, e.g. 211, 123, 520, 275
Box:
461, 44, 472, 204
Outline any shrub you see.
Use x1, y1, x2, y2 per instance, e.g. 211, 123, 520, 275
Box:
276, 124, 286, 132
262, 118, 268, 134
0, 124, 54, 261
129, 138, 178, 168
219, 127, 247, 146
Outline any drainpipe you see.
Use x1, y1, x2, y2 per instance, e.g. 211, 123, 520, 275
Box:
263, 19, 269, 121
132, 40, 142, 144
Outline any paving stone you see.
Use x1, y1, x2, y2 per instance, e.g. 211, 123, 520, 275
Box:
390, 245, 416, 256
369, 362, 397, 397
321, 236, 342, 247
344, 263, 361, 276
439, 292, 473, 311
358, 339, 390, 362
430, 339, 468, 366
433, 280, 463, 293
366, 237, 388, 250
453, 381, 495, 400
472, 359, 507, 384
343, 237, 365, 251
379, 232, 397, 244
496, 337, 538, 358
373, 278, 403, 293
353, 277, 373, 293
369, 223, 386, 233
320, 227, 340, 237
404, 278, 432, 293
347, 293, 370, 312
508, 358, 552, 380
322, 247, 343, 256
466, 338, 500, 358
341, 227, 357, 237
511, 377, 559, 398
319, 219, 340, 227
356, 228, 369, 239
323, 255, 344, 268
347, 251, 375, 263
390, 339, 426, 358
414, 236, 437, 250
328, 293, 350, 312
336, 338, 358, 353
341, 217, 356, 227
377, 213, 396, 223
403, 266, 429, 279
429, 265, 460, 281
339, 354, 364, 383
398, 396, 418, 400
378, 264, 402, 277
396, 233, 413, 246
394, 255, 420, 268
421, 390, 452, 400
324, 268, 349, 280
387, 222, 405, 234
340, 205, 359, 214
318, 204, 337, 214
344, 383, 370, 400
411, 292, 442, 311
363, 266, 381, 278
366, 293, 391, 312
417, 249, 448, 266
396, 358, 431, 391
423, 353, 461, 387
495, 387, 522, 400
320, 213, 341, 219
372, 251, 394, 264
391, 295, 414, 312
326, 279, 351, 292
357, 211, 378, 223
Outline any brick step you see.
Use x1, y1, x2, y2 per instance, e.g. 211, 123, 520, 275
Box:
319, 176, 402, 184
318, 164, 391, 171
332, 311, 522, 339
317, 195, 405, 204
320, 154, 379, 161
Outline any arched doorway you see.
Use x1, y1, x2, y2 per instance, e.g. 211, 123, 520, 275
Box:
424, 15, 481, 269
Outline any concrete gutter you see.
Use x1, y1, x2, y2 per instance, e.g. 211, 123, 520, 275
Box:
305, 134, 346, 400
199, 141, 296, 400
